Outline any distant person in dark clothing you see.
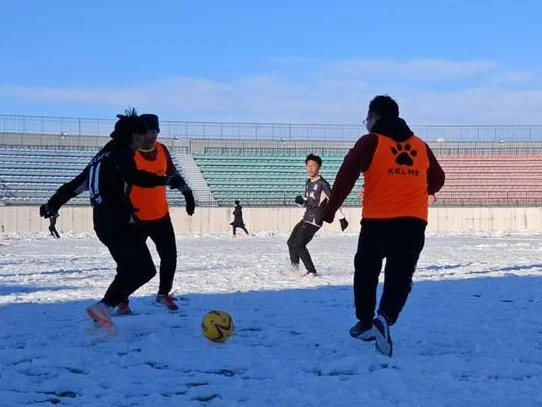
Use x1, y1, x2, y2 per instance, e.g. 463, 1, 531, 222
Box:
39, 109, 187, 332
323, 95, 445, 357
287, 154, 349, 277
230, 200, 249, 236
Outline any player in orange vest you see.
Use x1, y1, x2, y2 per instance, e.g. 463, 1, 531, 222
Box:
322, 95, 445, 357
116, 114, 195, 314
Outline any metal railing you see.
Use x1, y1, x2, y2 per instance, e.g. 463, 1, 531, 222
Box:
2, 114, 542, 142
2, 188, 542, 208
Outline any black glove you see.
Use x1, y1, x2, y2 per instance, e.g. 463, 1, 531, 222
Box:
182, 188, 195, 216
166, 174, 185, 189
339, 218, 349, 232
294, 195, 305, 205
48, 216, 60, 238
39, 203, 58, 219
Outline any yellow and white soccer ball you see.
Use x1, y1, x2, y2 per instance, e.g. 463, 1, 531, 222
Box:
201, 310, 234, 342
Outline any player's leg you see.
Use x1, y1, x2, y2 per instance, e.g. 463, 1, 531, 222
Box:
294, 222, 319, 275
148, 218, 179, 310
115, 225, 150, 315
378, 219, 425, 325
350, 221, 385, 340
88, 226, 156, 327
287, 221, 303, 268
374, 219, 426, 357
101, 231, 156, 305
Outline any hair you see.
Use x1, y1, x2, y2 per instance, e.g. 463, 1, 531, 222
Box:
234, 200, 240, 205
368, 95, 399, 119
305, 153, 322, 166
140, 113, 160, 133
110, 108, 148, 145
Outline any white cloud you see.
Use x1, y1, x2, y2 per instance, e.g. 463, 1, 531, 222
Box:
328, 58, 499, 81
1, 58, 542, 124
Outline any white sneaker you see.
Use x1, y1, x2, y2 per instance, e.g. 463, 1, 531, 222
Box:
373, 314, 392, 357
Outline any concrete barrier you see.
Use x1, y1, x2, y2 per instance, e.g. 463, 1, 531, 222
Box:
1, 206, 542, 235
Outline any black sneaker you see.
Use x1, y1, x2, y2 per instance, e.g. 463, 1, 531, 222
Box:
373, 315, 393, 357
349, 321, 375, 341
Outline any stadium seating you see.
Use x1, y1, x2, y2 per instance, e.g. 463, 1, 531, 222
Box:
2, 145, 542, 207
192, 151, 364, 206
193, 151, 542, 207
433, 155, 542, 206
0, 147, 187, 206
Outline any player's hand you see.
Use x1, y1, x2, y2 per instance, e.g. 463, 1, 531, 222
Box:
294, 195, 305, 205
39, 203, 58, 219
339, 218, 349, 231
182, 188, 196, 216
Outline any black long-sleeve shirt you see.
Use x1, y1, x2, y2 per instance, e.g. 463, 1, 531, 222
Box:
301, 176, 331, 227
47, 141, 169, 215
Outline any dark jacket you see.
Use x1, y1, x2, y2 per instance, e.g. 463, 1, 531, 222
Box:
230, 204, 245, 227
46, 140, 171, 230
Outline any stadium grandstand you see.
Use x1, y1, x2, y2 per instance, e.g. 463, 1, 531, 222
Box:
1, 114, 542, 208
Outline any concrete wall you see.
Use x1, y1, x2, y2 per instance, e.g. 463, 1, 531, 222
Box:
1, 206, 542, 235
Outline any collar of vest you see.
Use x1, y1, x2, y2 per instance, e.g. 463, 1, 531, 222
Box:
138, 145, 156, 153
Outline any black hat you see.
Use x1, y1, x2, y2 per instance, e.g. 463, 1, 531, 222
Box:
110, 108, 147, 145
140, 114, 160, 133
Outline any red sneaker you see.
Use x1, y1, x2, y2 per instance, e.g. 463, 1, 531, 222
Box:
156, 294, 179, 311
114, 302, 133, 316
87, 302, 117, 334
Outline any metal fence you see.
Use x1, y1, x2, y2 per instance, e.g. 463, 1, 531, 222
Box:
2, 188, 542, 208
2, 114, 542, 142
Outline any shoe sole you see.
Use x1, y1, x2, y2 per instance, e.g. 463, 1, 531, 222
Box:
350, 328, 376, 342
356, 334, 376, 342
374, 319, 393, 357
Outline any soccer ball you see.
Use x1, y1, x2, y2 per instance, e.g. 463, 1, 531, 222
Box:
201, 310, 234, 342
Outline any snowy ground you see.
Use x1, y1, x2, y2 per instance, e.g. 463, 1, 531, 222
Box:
0, 231, 541, 407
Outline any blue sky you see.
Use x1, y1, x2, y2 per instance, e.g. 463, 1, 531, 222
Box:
1, 0, 541, 124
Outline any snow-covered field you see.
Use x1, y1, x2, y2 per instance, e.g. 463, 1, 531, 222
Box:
0, 231, 541, 407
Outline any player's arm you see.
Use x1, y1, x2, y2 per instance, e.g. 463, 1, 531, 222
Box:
322, 179, 349, 230
294, 180, 309, 206
425, 143, 445, 194
163, 145, 191, 193
322, 133, 378, 223
40, 166, 90, 217
114, 147, 183, 189
162, 145, 195, 215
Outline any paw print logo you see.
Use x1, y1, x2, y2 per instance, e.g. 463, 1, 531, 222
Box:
391, 143, 417, 166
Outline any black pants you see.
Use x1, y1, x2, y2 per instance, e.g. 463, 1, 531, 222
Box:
354, 218, 426, 326
287, 221, 320, 272
94, 209, 157, 308
137, 217, 178, 296
232, 225, 249, 236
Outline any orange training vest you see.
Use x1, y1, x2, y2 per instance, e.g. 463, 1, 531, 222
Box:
130, 142, 169, 221
362, 134, 430, 222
